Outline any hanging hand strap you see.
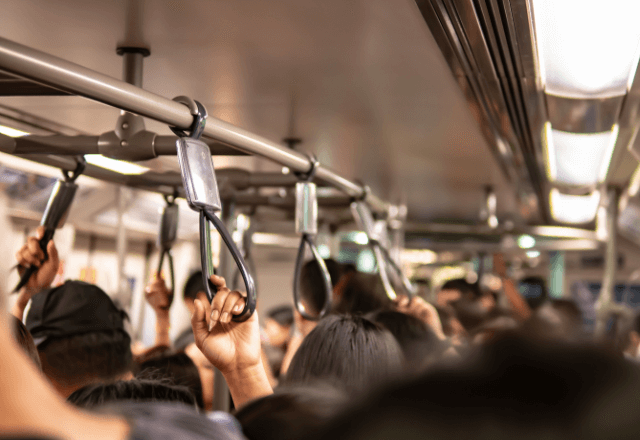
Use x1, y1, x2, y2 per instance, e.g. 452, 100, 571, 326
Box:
292, 154, 332, 320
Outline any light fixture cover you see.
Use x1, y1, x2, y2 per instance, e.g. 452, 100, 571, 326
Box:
0, 125, 29, 138
545, 123, 618, 186
85, 154, 149, 175
532, 0, 640, 98
550, 189, 600, 224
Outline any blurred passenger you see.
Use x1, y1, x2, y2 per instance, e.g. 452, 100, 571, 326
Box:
314, 336, 640, 440
435, 305, 468, 346
332, 272, 392, 315
11, 315, 41, 370
67, 379, 197, 409
492, 253, 533, 321
615, 313, 640, 362
284, 314, 402, 394
26, 280, 133, 397
235, 384, 348, 440
263, 305, 293, 379
522, 299, 584, 343
436, 278, 475, 307
367, 310, 449, 373
136, 351, 204, 410
519, 276, 549, 311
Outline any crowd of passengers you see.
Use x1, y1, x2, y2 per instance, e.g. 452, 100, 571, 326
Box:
2, 225, 640, 439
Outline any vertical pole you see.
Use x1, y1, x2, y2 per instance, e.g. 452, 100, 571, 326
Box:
548, 251, 565, 299
595, 188, 620, 338
115, 186, 129, 307
211, 199, 235, 412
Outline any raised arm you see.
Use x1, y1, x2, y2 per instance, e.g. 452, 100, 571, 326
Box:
191, 275, 273, 408
494, 253, 532, 321
144, 273, 173, 347
12, 226, 60, 320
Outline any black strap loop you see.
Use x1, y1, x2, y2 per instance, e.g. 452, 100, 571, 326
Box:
63, 156, 86, 182
170, 96, 208, 140
200, 210, 257, 322
156, 249, 175, 311
293, 233, 332, 320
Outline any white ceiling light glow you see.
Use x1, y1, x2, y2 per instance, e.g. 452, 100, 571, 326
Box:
532, 0, 640, 98
550, 189, 601, 224
544, 123, 619, 186
85, 154, 149, 175
0, 125, 29, 138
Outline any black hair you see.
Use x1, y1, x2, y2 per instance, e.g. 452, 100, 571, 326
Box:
38, 330, 132, 386
183, 270, 205, 301
284, 315, 402, 394
298, 260, 332, 315
323, 258, 344, 288
235, 384, 349, 440
440, 279, 476, 297
11, 316, 42, 370
332, 272, 392, 315
312, 336, 640, 440
267, 305, 294, 327
67, 379, 196, 409
366, 310, 449, 373
136, 351, 204, 409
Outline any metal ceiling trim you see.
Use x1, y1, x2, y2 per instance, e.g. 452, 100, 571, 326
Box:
546, 94, 623, 134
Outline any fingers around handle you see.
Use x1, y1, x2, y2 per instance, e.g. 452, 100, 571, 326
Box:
204, 211, 257, 322
292, 234, 332, 321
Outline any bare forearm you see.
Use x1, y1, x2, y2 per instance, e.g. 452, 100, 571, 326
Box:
154, 311, 171, 347
502, 277, 532, 321
223, 363, 273, 408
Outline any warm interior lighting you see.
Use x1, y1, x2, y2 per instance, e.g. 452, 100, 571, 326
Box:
526, 250, 541, 259
550, 189, 600, 224
531, 0, 640, 98
85, 154, 149, 175
401, 249, 437, 265
517, 234, 536, 249
0, 125, 29, 137
544, 123, 619, 186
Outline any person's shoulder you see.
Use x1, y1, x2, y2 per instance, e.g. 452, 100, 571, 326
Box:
112, 402, 246, 440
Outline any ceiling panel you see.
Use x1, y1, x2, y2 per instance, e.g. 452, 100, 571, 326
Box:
0, 0, 516, 222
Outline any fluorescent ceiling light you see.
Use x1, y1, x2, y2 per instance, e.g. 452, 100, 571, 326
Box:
0, 125, 29, 137
85, 154, 149, 175
532, 0, 640, 98
550, 189, 600, 224
351, 231, 369, 246
401, 249, 437, 265
526, 250, 541, 259
545, 123, 618, 186
517, 234, 536, 249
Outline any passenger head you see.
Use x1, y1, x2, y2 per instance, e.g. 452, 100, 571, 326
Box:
315, 336, 640, 440
367, 310, 449, 373
136, 351, 204, 409
284, 314, 403, 394
11, 316, 41, 370
332, 272, 392, 315
435, 305, 467, 345
298, 260, 333, 316
67, 379, 196, 409
522, 299, 583, 343
183, 271, 205, 314
25, 280, 132, 397
518, 276, 548, 310
265, 305, 294, 348
235, 384, 349, 440
437, 278, 475, 307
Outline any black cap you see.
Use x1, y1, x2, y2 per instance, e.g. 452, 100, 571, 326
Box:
26, 280, 128, 347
